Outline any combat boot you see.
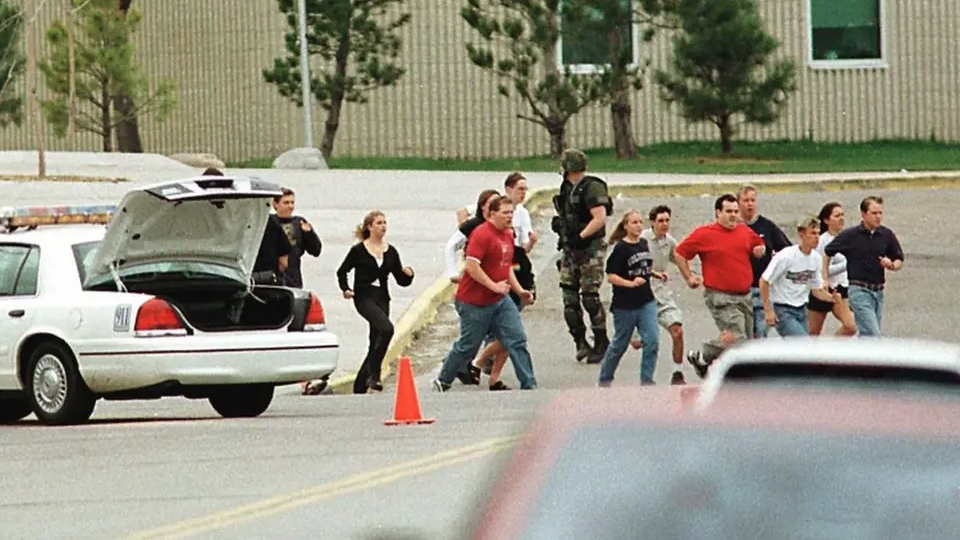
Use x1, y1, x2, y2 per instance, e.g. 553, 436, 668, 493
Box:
587, 331, 609, 364
574, 334, 592, 362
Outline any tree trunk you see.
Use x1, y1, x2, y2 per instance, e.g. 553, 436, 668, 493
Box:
719, 115, 733, 155
114, 0, 143, 153
606, 25, 637, 159
548, 121, 566, 158
101, 86, 113, 152
320, 29, 351, 157
610, 89, 636, 159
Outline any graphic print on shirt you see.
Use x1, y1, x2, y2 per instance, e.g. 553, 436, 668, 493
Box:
626, 250, 653, 279
282, 222, 298, 247
785, 268, 817, 286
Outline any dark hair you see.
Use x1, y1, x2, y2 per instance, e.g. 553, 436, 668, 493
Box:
273, 187, 294, 203
475, 189, 500, 219
817, 201, 842, 234
860, 196, 883, 213
714, 194, 737, 212
488, 195, 513, 213
648, 204, 672, 222
202, 167, 224, 176
504, 172, 526, 189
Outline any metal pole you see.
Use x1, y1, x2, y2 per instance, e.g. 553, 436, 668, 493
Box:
297, 0, 314, 148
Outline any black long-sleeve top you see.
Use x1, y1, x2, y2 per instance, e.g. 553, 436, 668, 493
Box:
336, 242, 414, 301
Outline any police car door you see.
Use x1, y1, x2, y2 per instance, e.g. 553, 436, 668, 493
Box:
0, 243, 39, 390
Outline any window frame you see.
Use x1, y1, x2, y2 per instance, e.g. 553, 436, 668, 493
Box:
555, 0, 642, 76
0, 243, 41, 298
806, 0, 888, 70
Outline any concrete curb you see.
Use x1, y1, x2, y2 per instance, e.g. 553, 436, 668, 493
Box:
320, 171, 960, 395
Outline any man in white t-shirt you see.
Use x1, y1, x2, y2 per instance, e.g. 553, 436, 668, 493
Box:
759, 216, 840, 337
456, 173, 537, 253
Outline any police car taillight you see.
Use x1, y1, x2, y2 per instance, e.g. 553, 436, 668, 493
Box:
134, 299, 188, 337
303, 294, 326, 331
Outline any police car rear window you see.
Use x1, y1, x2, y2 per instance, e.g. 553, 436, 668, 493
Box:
723, 362, 960, 395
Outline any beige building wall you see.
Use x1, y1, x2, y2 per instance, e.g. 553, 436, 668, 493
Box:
3, 0, 959, 162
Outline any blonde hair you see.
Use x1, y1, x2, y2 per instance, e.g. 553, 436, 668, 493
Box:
608, 209, 642, 244
354, 210, 385, 241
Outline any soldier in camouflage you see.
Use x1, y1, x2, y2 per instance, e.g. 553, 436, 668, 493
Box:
551, 149, 614, 363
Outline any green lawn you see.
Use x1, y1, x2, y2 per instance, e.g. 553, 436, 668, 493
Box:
229, 140, 960, 174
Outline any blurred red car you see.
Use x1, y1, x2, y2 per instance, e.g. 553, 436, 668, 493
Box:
468, 386, 960, 540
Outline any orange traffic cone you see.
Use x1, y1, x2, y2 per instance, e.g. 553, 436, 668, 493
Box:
383, 356, 436, 426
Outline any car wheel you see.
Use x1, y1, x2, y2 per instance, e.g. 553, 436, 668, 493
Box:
26, 342, 96, 426
208, 384, 274, 418
0, 398, 32, 423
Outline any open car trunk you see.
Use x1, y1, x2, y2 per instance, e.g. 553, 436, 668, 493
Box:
127, 282, 294, 332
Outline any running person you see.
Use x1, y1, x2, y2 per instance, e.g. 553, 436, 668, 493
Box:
597, 210, 666, 387
759, 216, 838, 337
808, 202, 857, 336
737, 185, 792, 338
638, 204, 687, 385
337, 211, 415, 394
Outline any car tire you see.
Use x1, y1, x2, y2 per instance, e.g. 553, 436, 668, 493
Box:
0, 398, 33, 423
208, 384, 274, 418
26, 342, 97, 426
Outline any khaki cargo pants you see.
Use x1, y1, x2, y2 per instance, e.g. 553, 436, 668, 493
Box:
702, 289, 753, 363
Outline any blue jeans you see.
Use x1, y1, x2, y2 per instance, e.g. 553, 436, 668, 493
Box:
773, 304, 808, 336
599, 301, 659, 385
848, 285, 884, 336
751, 287, 768, 338
439, 297, 537, 389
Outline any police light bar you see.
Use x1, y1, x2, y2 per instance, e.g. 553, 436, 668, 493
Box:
0, 204, 117, 229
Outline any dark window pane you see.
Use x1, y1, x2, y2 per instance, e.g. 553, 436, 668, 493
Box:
0, 245, 30, 296
810, 0, 881, 60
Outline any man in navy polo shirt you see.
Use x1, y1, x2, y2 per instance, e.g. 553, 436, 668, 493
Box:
822, 196, 904, 336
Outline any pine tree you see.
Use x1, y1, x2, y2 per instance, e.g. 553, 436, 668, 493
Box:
0, 0, 25, 128
654, 0, 796, 154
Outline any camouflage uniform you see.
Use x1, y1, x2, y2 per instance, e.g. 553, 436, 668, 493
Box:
551, 149, 613, 363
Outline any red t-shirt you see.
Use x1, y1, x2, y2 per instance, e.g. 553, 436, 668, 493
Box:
457, 221, 515, 306
675, 222, 763, 294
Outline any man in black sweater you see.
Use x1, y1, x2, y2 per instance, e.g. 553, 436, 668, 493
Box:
272, 188, 323, 288
737, 185, 792, 338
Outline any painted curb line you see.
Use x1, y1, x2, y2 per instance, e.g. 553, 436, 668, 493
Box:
322, 172, 960, 394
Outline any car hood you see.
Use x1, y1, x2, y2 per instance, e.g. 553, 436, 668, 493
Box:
85, 179, 281, 286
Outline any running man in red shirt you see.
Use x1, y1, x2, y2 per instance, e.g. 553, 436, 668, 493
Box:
674, 194, 766, 377
432, 196, 538, 391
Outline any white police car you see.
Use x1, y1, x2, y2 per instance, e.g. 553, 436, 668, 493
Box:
0, 175, 339, 425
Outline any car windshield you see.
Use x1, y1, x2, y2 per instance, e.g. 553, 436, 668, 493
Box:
518, 423, 960, 540
72, 240, 243, 287
720, 362, 960, 396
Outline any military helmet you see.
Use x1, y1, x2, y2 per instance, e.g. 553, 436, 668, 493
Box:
560, 149, 587, 173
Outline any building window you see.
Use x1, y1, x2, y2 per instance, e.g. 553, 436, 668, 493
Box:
558, 1, 637, 75
809, 0, 884, 67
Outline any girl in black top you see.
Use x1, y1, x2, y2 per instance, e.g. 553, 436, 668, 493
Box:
597, 210, 666, 387
336, 210, 415, 394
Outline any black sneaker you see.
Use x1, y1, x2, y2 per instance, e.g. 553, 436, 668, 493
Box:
670, 370, 686, 385
575, 339, 592, 362
431, 378, 451, 392
686, 350, 709, 379
456, 365, 481, 385
489, 381, 511, 391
